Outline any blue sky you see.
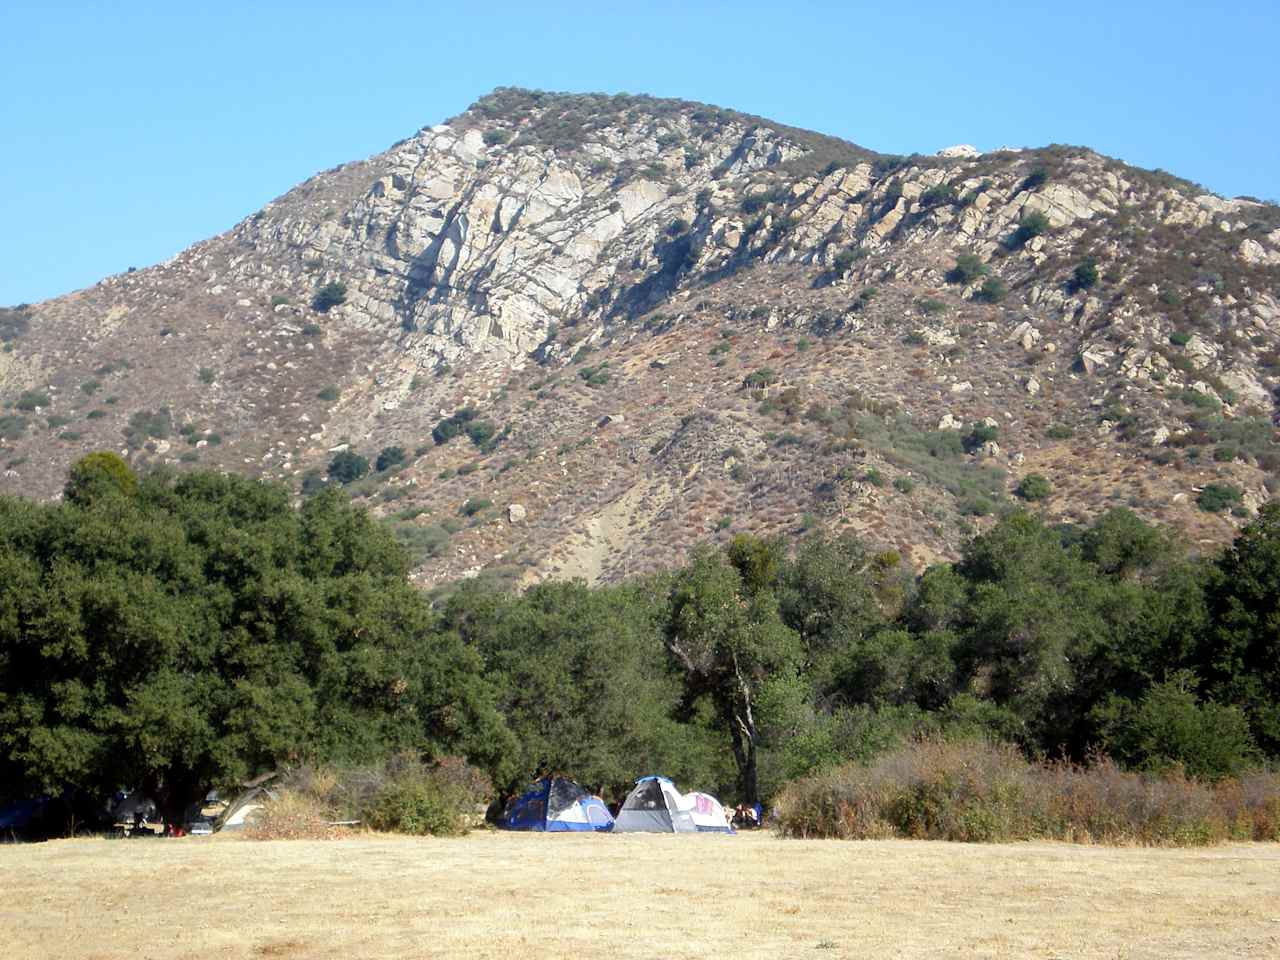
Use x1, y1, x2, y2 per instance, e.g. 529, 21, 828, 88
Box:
3, 1, 1278, 305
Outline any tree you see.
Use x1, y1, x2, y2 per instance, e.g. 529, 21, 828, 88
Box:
0, 468, 509, 827
664, 541, 801, 803
1095, 672, 1257, 780
1203, 503, 1280, 752
63, 451, 137, 504
443, 579, 714, 799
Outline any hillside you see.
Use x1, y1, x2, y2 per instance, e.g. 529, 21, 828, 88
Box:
4, 87, 1280, 588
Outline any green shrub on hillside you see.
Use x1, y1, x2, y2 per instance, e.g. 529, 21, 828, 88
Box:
1196, 484, 1242, 513
311, 281, 347, 313
1007, 211, 1051, 249
15, 390, 50, 411
327, 450, 369, 485
947, 253, 987, 285
1016, 474, 1052, 501
974, 276, 1008, 303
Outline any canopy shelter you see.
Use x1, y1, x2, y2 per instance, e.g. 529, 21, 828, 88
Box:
500, 776, 614, 832
613, 776, 734, 833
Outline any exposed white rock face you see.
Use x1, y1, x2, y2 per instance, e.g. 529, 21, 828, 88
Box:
508, 503, 527, 523
937, 145, 979, 159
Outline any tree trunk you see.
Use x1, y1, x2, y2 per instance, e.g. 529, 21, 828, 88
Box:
728, 706, 759, 805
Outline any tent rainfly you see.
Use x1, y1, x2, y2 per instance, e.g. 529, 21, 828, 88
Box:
500, 777, 614, 832
612, 776, 734, 833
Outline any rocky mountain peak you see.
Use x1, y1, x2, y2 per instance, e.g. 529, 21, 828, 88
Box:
3, 88, 1280, 588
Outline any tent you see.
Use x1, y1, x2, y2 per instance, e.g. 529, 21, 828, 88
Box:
500, 777, 614, 832
613, 776, 734, 833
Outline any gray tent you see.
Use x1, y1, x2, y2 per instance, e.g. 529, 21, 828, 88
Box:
613, 776, 734, 833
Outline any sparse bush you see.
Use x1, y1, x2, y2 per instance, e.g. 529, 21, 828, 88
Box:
917, 298, 947, 315
864, 468, 885, 487
1021, 166, 1049, 191
317, 385, 339, 402
460, 497, 493, 517
1046, 424, 1074, 440
124, 408, 172, 443
744, 368, 780, 389
198, 367, 216, 385
80, 379, 101, 395
482, 128, 512, 147
1169, 331, 1192, 347
893, 477, 915, 494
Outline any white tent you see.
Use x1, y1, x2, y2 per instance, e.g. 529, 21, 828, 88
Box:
613, 776, 734, 833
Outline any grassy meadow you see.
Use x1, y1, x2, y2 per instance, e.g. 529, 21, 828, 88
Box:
1, 831, 1277, 959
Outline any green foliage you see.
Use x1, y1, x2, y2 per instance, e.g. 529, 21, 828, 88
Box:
64, 452, 137, 504
0, 471, 510, 824
327, 450, 370, 484
460, 497, 492, 517
1008, 211, 1051, 248
744, 367, 779, 389
198, 367, 216, 385
1096, 673, 1257, 781
1045, 423, 1074, 440
1196, 483, 1242, 513
15, 390, 50, 411
1021, 166, 1049, 191
311, 281, 347, 313
963, 422, 999, 452
946, 253, 987, 285
376, 446, 407, 472
1071, 259, 1099, 291
432, 408, 498, 450
124, 408, 172, 444
893, 477, 915, 494
0, 305, 31, 342
864, 468, 885, 487
974, 276, 1008, 303
482, 128, 512, 147
1015, 474, 1052, 501
0, 414, 27, 441
1169, 330, 1192, 346
317, 385, 339, 402
80, 379, 101, 395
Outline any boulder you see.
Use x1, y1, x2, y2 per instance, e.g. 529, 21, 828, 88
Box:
507, 503, 527, 524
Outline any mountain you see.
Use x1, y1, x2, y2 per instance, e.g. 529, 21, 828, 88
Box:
4, 87, 1280, 589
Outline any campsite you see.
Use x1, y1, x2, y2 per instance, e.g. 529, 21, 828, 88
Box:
2, 831, 1277, 959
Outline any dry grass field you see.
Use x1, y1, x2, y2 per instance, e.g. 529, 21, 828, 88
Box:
2, 832, 1277, 959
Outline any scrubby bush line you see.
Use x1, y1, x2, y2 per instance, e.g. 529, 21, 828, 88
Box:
774, 740, 1280, 845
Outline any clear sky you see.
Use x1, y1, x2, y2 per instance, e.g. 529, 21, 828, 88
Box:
3, 0, 1278, 305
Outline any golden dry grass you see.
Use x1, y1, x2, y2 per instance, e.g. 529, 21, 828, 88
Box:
2, 832, 1278, 959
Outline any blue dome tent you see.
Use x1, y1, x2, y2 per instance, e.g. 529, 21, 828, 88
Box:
500, 776, 614, 832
